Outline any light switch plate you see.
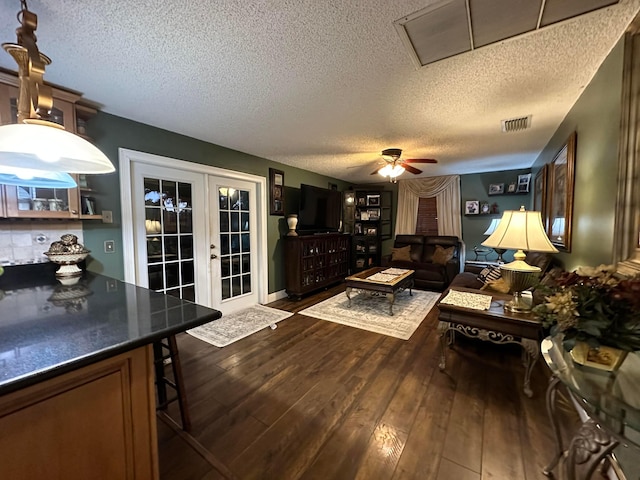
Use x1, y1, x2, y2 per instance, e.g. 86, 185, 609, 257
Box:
104, 240, 115, 253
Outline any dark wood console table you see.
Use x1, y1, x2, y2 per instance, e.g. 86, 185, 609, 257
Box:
436, 287, 543, 397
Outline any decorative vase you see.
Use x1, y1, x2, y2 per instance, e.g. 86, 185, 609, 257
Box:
569, 341, 629, 372
286, 214, 298, 236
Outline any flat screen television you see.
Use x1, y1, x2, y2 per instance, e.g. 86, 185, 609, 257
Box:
298, 184, 341, 233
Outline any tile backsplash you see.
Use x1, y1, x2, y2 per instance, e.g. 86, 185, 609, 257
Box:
0, 222, 84, 266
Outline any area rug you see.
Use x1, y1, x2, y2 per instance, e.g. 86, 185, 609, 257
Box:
186, 304, 293, 347
298, 290, 440, 340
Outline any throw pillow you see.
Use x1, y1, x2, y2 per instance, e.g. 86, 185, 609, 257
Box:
480, 277, 511, 294
432, 245, 455, 265
477, 266, 502, 284
391, 245, 412, 262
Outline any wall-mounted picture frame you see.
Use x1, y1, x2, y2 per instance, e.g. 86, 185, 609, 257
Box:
269, 168, 285, 216
547, 132, 576, 251
465, 200, 479, 215
488, 183, 504, 195
517, 173, 532, 193
507, 182, 517, 193
534, 165, 548, 219
480, 202, 490, 214
366, 194, 380, 206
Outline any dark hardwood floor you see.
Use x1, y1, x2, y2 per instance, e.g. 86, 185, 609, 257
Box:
158, 284, 580, 480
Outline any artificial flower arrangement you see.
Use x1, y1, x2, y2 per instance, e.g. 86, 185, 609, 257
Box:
533, 264, 640, 354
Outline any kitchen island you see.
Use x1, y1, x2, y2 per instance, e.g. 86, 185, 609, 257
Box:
0, 266, 222, 479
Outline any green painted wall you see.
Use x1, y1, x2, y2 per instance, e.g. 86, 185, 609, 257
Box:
82, 112, 350, 294
460, 169, 532, 263
531, 39, 624, 271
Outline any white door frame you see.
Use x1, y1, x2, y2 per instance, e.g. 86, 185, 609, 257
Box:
119, 148, 269, 307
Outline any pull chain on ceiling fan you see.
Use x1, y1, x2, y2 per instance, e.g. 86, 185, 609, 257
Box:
372, 148, 437, 182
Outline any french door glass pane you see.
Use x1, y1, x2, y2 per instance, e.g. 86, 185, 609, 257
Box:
218, 186, 252, 300
145, 176, 196, 301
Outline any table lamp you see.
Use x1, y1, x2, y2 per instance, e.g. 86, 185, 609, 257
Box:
483, 218, 507, 263
482, 207, 558, 312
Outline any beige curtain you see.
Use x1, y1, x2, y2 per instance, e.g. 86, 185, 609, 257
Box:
395, 175, 462, 238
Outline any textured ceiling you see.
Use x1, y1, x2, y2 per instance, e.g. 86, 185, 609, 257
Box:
1, 0, 639, 184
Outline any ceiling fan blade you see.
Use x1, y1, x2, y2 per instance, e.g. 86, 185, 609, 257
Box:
404, 164, 422, 175
404, 158, 438, 164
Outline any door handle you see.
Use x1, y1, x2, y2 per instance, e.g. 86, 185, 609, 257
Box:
210, 244, 216, 249
211, 254, 218, 259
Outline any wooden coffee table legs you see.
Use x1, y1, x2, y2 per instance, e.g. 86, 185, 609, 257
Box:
345, 285, 413, 316
437, 321, 539, 397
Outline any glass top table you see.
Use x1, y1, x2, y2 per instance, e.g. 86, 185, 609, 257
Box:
541, 336, 640, 479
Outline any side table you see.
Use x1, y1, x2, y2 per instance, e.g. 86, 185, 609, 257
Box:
437, 287, 543, 397
541, 336, 640, 479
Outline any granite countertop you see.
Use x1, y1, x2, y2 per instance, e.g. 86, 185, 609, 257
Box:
0, 267, 222, 396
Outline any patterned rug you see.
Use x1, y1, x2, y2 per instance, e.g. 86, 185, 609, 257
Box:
186, 304, 293, 347
298, 289, 440, 340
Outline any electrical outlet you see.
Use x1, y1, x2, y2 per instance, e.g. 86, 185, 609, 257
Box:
104, 240, 115, 253
102, 210, 113, 223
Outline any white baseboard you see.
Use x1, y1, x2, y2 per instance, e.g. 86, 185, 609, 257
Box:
265, 289, 289, 304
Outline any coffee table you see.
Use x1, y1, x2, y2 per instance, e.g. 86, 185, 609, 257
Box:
345, 267, 415, 316
436, 287, 543, 397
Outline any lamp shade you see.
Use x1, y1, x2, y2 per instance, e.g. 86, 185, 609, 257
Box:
378, 164, 405, 178
0, 166, 77, 188
482, 208, 558, 253
0, 123, 115, 174
483, 218, 501, 236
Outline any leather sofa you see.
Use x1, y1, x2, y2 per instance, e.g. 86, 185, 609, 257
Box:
381, 235, 462, 291
448, 252, 561, 307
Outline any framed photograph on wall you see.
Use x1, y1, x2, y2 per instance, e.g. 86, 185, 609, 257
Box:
547, 132, 577, 251
269, 168, 285, 216
465, 200, 479, 215
488, 183, 504, 195
517, 173, 532, 193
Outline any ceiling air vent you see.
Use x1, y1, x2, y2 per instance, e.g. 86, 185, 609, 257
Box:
501, 115, 531, 133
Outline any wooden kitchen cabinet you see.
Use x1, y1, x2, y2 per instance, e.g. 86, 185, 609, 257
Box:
0, 346, 159, 480
0, 70, 103, 220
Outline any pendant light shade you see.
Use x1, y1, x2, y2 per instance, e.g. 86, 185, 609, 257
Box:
0, 165, 77, 188
0, 123, 114, 174
0, 1, 115, 180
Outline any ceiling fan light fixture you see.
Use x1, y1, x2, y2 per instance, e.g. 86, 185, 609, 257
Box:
378, 163, 405, 179
381, 148, 402, 161
0, 0, 114, 178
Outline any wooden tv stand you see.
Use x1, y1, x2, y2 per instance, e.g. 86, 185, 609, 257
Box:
284, 233, 350, 299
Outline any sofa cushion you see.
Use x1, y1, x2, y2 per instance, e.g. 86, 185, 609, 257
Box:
391, 245, 412, 262
433, 245, 455, 265
477, 266, 501, 284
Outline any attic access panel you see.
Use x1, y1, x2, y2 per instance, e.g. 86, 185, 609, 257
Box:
395, 0, 620, 68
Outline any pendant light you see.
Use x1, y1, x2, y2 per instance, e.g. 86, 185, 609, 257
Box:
0, 0, 114, 178
0, 166, 77, 188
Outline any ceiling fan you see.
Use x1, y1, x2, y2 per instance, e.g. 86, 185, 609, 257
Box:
372, 148, 437, 182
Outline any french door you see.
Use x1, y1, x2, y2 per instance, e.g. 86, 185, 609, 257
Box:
131, 163, 209, 303
209, 177, 259, 313
121, 149, 268, 311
